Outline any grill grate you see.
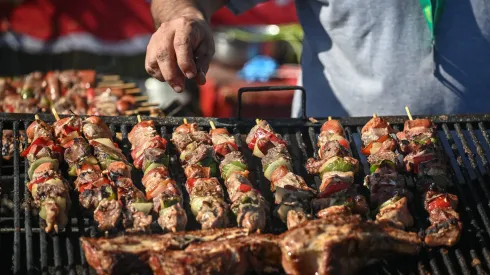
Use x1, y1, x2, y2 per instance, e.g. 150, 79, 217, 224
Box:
1, 112, 490, 275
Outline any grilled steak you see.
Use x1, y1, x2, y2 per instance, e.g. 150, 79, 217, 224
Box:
280, 214, 422, 275
81, 228, 253, 275
148, 234, 281, 275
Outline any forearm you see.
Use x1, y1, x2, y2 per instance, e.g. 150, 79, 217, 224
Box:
151, 0, 227, 26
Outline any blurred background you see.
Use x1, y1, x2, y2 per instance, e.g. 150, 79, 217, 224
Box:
0, 0, 303, 118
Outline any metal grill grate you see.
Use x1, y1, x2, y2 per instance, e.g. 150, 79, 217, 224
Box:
1, 112, 490, 275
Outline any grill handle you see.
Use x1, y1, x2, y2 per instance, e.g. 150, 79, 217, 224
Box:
236, 85, 307, 120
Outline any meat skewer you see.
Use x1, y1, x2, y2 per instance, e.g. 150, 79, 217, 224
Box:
246, 119, 314, 229
51, 109, 122, 231
170, 119, 229, 229
208, 121, 268, 232
397, 107, 461, 247
22, 115, 71, 233
305, 117, 369, 219
127, 116, 187, 232
361, 114, 414, 229
81, 116, 153, 232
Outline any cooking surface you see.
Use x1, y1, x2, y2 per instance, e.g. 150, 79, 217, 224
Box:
1, 113, 490, 274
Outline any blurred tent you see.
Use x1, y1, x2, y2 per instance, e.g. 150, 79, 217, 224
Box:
0, 0, 298, 54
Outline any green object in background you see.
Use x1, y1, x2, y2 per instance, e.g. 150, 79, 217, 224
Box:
419, 0, 444, 43
225, 24, 304, 63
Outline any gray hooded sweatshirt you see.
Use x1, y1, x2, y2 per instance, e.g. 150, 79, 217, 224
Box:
228, 0, 490, 117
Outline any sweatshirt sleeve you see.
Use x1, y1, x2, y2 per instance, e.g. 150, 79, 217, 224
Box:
226, 0, 268, 14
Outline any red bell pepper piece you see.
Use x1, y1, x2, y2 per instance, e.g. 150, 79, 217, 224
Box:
427, 195, 452, 212
361, 135, 390, 155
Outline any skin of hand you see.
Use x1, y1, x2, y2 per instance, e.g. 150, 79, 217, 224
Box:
146, 0, 226, 92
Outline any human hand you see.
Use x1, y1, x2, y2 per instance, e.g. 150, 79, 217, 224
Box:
145, 14, 214, 92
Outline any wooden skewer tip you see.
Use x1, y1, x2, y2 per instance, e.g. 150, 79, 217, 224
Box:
183, 118, 188, 124
34, 114, 40, 120
405, 106, 413, 121
255, 119, 260, 125
51, 107, 60, 121
328, 116, 332, 121
373, 113, 377, 118
137, 115, 142, 123
209, 121, 216, 129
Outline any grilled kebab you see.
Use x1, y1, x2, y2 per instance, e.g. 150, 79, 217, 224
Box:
305, 119, 368, 218
22, 117, 71, 232
53, 116, 121, 230
361, 117, 414, 229
397, 118, 461, 247
246, 119, 315, 229
128, 119, 187, 232
82, 116, 153, 232
209, 125, 269, 232
171, 122, 229, 229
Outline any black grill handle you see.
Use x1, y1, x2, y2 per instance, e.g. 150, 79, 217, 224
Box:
236, 85, 307, 120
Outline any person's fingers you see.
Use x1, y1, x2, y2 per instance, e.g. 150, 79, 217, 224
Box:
174, 19, 199, 79
145, 37, 165, 81
156, 32, 185, 92
194, 39, 214, 85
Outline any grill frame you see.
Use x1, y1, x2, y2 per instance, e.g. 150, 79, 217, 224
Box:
1, 112, 490, 275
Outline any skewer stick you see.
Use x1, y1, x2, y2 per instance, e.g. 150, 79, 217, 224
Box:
328, 116, 332, 121
256, 119, 260, 125
101, 75, 120, 81
133, 96, 149, 102
97, 83, 136, 89
125, 88, 141, 95
309, 117, 319, 123
209, 121, 216, 130
373, 113, 377, 118
140, 102, 160, 107
124, 106, 158, 115
34, 114, 40, 121
405, 106, 413, 121
183, 118, 188, 124
51, 107, 60, 121
137, 115, 142, 123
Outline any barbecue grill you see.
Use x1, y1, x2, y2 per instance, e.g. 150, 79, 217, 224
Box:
1, 86, 490, 275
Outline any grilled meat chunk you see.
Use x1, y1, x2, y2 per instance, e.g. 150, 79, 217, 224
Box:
317, 140, 351, 161
128, 120, 157, 149
2, 130, 25, 161
83, 117, 112, 140
280, 215, 422, 275
219, 151, 247, 171
94, 199, 122, 231
188, 178, 229, 229
245, 120, 274, 145
81, 228, 252, 275
64, 137, 92, 168
148, 234, 281, 275
306, 156, 358, 175
312, 186, 369, 217
183, 144, 215, 166
26, 119, 53, 141
171, 131, 212, 153
320, 120, 344, 135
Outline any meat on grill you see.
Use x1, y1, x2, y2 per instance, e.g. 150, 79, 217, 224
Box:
81, 228, 253, 275
361, 116, 414, 229
148, 234, 281, 275
2, 130, 25, 161
171, 130, 212, 153
82, 116, 113, 140
398, 118, 462, 247
280, 214, 422, 275
219, 151, 246, 171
